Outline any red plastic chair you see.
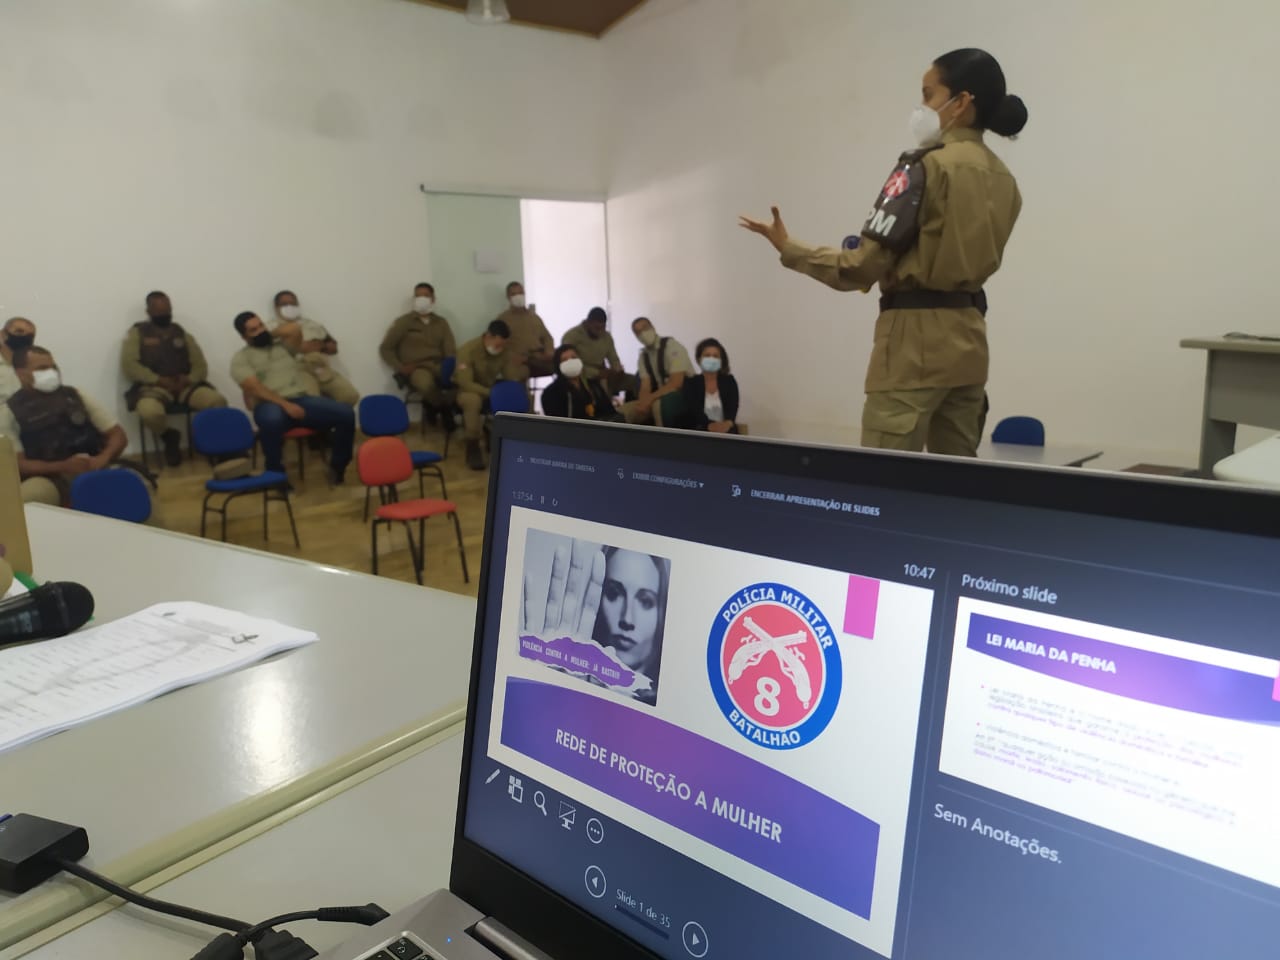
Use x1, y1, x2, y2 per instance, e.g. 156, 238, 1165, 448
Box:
283, 426, 320, 480
358, 437, 468, 585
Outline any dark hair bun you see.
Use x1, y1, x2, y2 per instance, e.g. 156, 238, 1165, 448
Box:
988, 93, 1027, 138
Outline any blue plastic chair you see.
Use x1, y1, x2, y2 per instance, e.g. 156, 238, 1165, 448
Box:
70, 469, 152, 524
489, 380, 531, 415
192, 408, 299, 547
358, 395, 447, 519
991, 416, 1046, 446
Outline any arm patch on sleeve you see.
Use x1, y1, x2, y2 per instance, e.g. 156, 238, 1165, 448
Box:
859, 145, 942, 253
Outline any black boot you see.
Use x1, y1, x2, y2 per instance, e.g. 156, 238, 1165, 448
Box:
161, 428, 182, 467
466, 440, 485, 471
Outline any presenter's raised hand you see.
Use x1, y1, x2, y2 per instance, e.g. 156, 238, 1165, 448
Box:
522, 538, 605, 640
738, 206, 789, 252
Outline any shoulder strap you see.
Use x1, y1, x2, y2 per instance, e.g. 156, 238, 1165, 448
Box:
658, 337, 671, 384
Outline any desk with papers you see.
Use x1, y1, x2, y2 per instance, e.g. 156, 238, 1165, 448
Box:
0, 506, 476, 950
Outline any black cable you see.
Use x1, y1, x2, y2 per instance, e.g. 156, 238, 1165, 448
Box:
235, 904, 390, 946
49, 856, 251, 934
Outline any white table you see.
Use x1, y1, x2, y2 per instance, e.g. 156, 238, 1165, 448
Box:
0, 507, 477, 950
6, 733, 465, 959
977, 441, 1103, 468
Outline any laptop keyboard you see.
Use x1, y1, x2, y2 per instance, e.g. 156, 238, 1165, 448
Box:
363, 934, 432, 960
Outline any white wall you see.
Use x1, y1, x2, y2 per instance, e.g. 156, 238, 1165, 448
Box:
601, 0, 1280, 456
0, 0, 603, 449
520, 200, 610, 345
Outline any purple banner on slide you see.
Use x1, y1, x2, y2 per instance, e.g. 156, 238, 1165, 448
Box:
500, 678, 880, 918
968, 614, 1280, 724
519, 635, 636, 689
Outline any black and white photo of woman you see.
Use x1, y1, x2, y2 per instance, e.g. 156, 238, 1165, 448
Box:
520, 531, 670, 705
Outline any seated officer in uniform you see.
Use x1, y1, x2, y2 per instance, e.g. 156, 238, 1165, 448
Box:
380, 282, 457, 430
0, 346, 129, 505
230, 312, 355, 485
629, 316, 695, 426
121, 291, 228, 466
0, 317, 38, 404
495, 281, 554, 380
268, 290, 360, 407
561, 307, 634, 397
456, 319, 519, 471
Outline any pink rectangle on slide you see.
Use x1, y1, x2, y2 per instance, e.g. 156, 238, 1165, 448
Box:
844, 576, 880, 639
1273, 670, 1280, 702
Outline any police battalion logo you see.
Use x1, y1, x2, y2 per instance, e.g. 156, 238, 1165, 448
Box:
707, 582, 842, 750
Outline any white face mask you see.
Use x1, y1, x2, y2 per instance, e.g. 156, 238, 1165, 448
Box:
32, 368, 61, 393
559, 357, 584, 379
413, 296, 434, 315
638, 329, 658, 348
509, 294, 526, 309
279, 304, 302, 321
908, 95, 958, 147
485, 343, 503, 357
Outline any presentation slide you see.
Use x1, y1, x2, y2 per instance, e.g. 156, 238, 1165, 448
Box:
940, 598, 1280, 889
487, 507, 935, 956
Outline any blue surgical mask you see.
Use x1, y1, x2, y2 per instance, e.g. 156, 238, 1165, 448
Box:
700, 356, 722, 374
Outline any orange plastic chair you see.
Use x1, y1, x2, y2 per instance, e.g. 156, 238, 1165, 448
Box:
358, 436, 468, 585
283, 426, 320, 480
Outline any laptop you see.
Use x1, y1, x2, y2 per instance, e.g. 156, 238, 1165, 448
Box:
321, 415, 1280, 960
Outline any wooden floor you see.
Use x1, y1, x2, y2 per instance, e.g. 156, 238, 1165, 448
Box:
147, 423, 485, 599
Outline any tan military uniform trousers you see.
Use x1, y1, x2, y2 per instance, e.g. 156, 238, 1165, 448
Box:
135, 384, 228, 437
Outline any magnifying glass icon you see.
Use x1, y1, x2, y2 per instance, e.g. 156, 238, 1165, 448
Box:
534, 791, 548, 816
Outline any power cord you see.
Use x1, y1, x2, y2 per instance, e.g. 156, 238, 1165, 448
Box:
49, 855, 251, 934
50, 857, 386, 960
2, 814, 386, 960
193, 905, 389, 960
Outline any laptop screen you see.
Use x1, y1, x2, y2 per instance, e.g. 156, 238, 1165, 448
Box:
457, 422, 1280, 959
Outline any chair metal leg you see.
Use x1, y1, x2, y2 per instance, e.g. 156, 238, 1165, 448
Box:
371, 520, 380, 575
262, 490, 270, 541
221, 496, 229, 542
200, 492, 213, 538
418, 471, 425, 500
405, 522, 423, 585
363, 486, 372, 522
451, 511, 469, 583
283, 492, 300, 549
432, 466, 447, 500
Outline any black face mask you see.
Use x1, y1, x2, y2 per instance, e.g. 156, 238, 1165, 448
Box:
150, 313, 174, 327
5, 334, 34, 352
251, 332, 273, 348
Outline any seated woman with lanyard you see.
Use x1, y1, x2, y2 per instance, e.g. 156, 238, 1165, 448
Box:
541, 344, 623, 422
683, 338, 739, 434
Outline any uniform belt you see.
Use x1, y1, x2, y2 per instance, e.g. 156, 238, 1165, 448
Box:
880, 289, 988, 315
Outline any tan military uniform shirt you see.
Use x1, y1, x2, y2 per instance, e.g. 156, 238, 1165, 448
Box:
637, 336, 695, 390
498, 307, 553, 363
455, 336, 519, 399
380, 313, 456, 370
121, 324, 211, 385
0, 357, 19, 405
230, 344, 310, 398
562, 323, 623, 380
780, 127, 1021, 392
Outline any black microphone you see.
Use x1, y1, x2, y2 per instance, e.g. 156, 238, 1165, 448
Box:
0, 582, 95, 648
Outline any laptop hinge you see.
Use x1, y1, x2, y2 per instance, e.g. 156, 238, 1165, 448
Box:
471, 917, 557, 960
